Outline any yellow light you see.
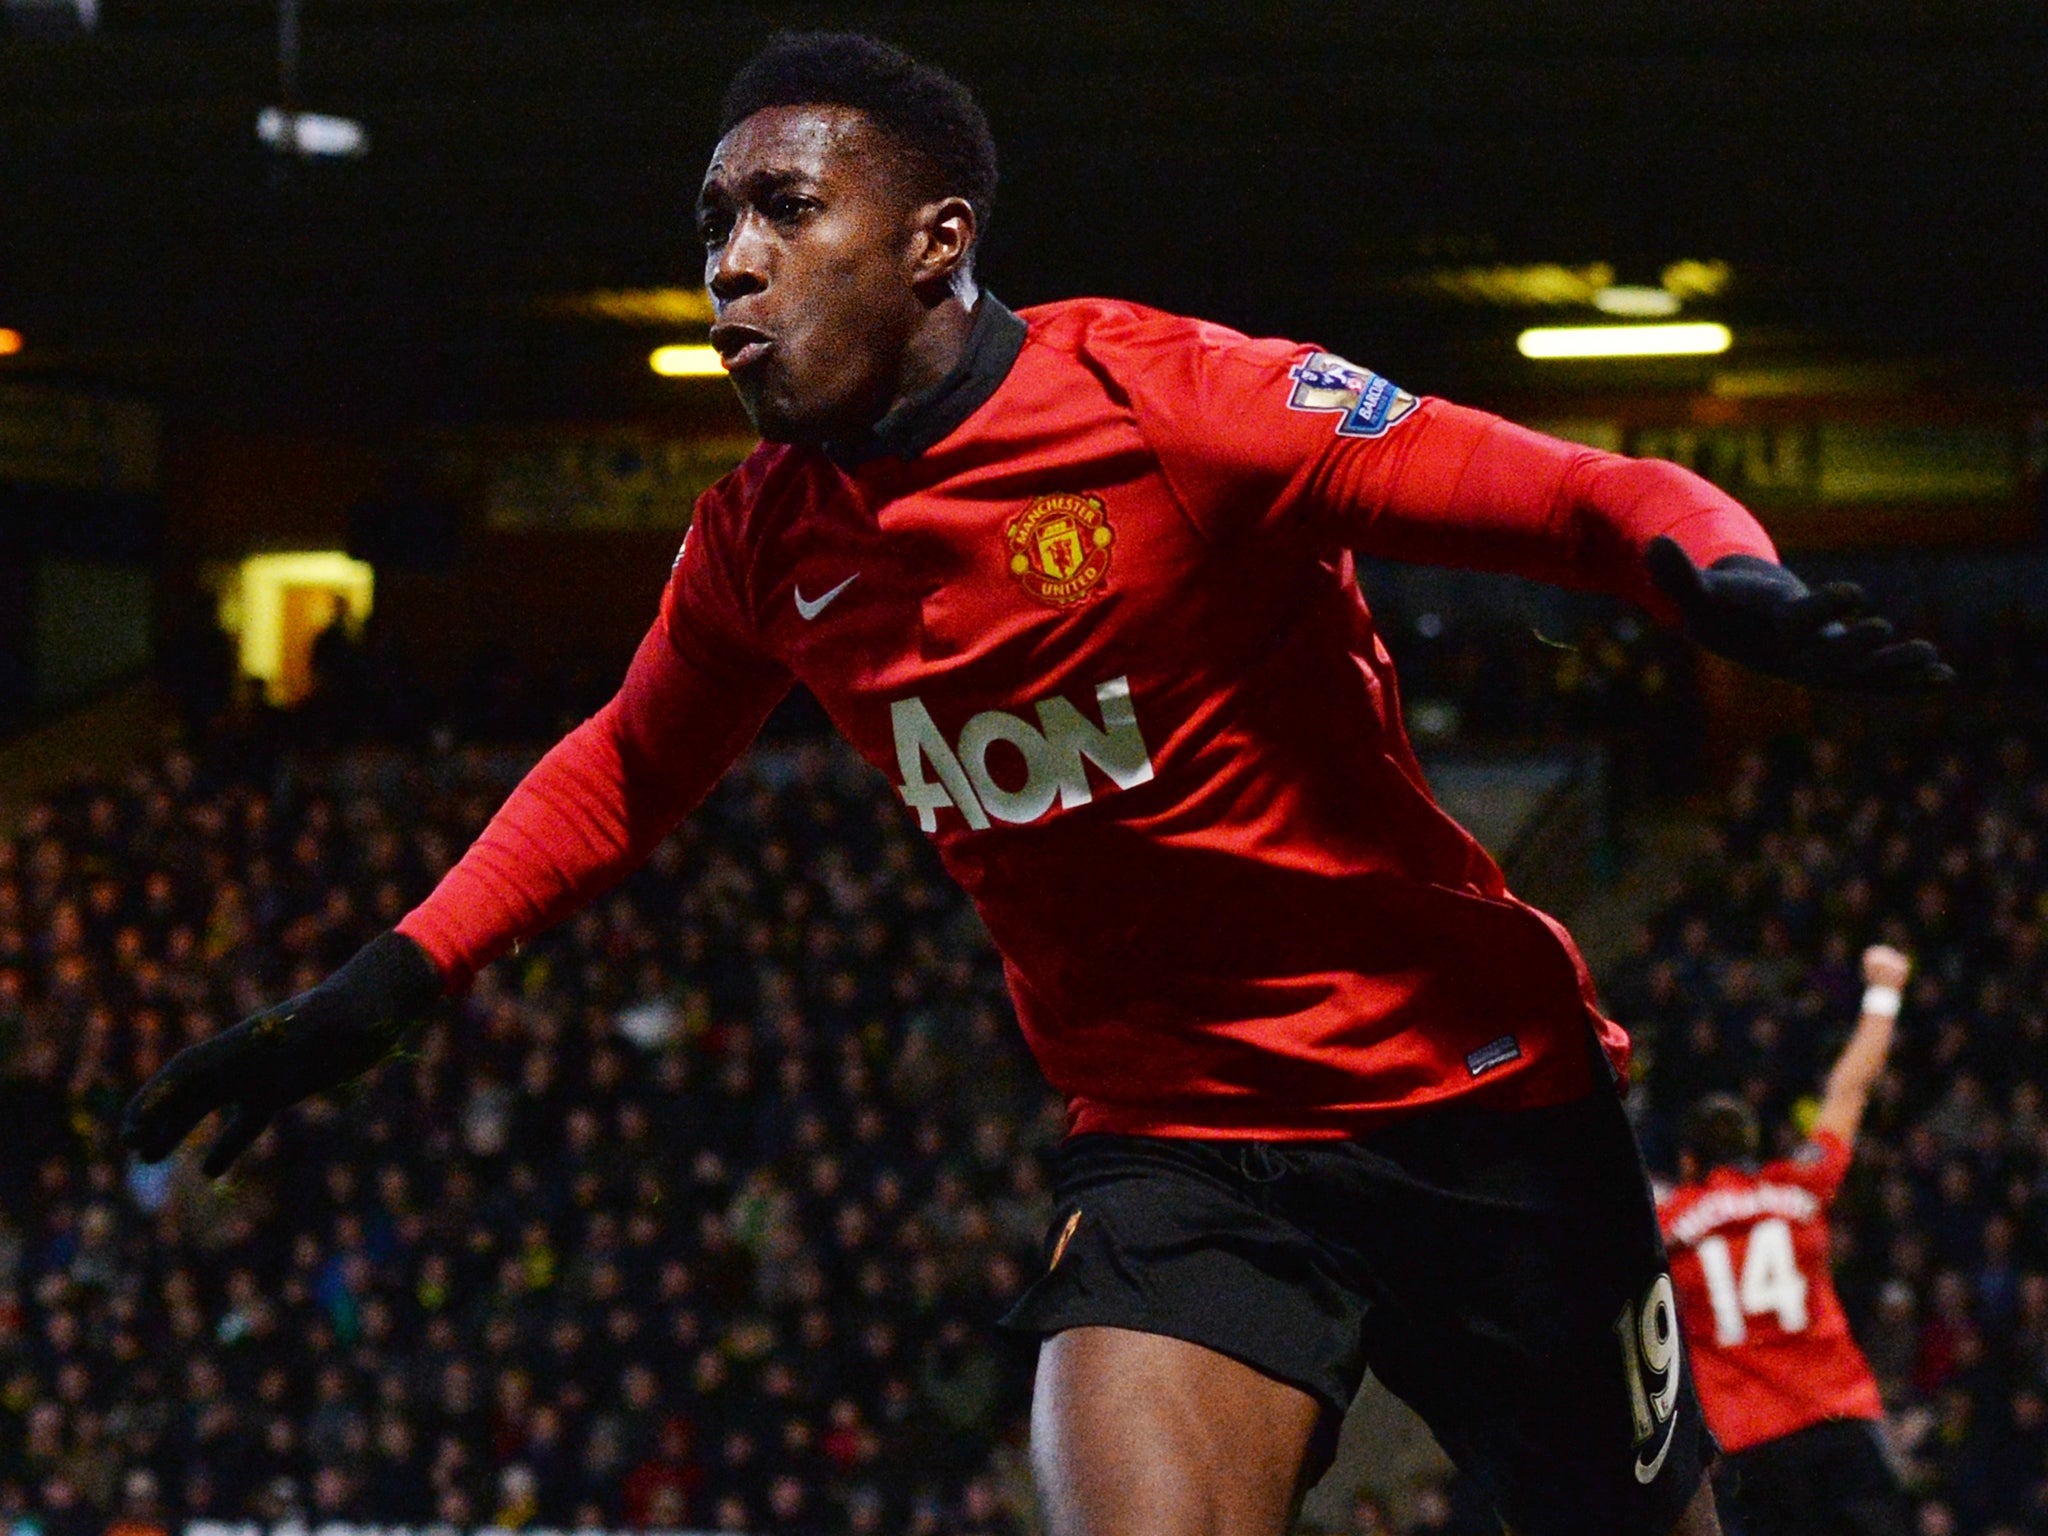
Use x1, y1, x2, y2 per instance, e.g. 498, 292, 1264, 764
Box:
649, 344, 727, 377
0, 328, 22, 355
1517, 323, 1732, 360
1404, 263, 1616, 307
1592, 285, 1681, 318
1661, 259, 1733, 301
216, 551, 375, 706
545, 287, 715, 325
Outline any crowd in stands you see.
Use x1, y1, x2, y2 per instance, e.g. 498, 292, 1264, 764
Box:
0, 729, 1056, 1533
1354, 578, 1704, 777
1619, 712, 2048, 1536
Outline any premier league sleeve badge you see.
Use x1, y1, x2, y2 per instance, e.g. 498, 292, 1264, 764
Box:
1285, 351, 1419, 438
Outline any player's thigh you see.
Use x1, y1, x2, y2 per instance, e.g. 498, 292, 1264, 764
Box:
1032, 1325, 1325, 1536
1670, 1479, 1721, 1535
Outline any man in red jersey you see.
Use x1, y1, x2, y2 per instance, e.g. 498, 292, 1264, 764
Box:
123, 32, 1949, 1536
1660, 945, 1915, 1536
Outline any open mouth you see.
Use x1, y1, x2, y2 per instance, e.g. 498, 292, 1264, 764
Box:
709, 323, 773, 372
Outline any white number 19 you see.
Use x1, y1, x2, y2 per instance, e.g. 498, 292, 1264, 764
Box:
1615, 1273, 1682, 1444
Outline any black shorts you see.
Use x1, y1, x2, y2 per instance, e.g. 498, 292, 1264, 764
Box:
1719, 1419, 1909, 1536
1001, 1086, 1714, 1536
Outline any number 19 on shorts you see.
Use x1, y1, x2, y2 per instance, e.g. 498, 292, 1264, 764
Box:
1616, 1274, 1682, 1457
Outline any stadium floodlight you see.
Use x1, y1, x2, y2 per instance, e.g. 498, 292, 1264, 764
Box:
0, 328, 22, 356
255, 0, 365, 160
650, 344, 727, 377
1517, 323, 1732, 360
256, 107, 368, 159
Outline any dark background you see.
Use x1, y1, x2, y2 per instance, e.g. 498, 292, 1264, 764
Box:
5, 0, 2047, 425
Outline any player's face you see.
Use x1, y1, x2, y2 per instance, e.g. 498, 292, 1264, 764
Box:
698, 105, 934, 444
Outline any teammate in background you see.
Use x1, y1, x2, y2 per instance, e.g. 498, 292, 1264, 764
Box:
122, 33, 1949, 1536
1659, 945, 1916, 1536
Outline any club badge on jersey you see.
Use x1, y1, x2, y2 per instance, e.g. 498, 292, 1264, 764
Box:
1006, 492, 1116, 607
1286, 351, 1419, 438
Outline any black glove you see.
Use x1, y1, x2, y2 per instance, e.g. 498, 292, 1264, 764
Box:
121, 929, 443, 1176
1646, 537, 1953, 692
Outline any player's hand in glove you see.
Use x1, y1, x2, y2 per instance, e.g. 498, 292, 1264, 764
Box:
1646, 537, 1953, 691
121, 929, 444, 1176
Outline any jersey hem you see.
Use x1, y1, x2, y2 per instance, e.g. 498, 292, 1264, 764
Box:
1065, 1050, 1604, 1139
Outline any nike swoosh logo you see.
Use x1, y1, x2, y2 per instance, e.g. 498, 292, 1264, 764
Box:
794, 573, 858, 621
1634, 1418, 1676, 1484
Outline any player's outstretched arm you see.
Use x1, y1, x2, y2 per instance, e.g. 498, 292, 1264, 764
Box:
1122, 320, 1944, 691
1364, 410, 1949, 692
1811, 944, 1912, 1148
1213, 368, 1952, 692
123, 618, 785, 1176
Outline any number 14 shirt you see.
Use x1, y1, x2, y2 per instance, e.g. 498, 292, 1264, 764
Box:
1658, 1132, 1886, 1453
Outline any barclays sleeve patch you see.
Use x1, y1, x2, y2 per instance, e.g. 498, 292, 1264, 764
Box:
1286, 350, 1418, 439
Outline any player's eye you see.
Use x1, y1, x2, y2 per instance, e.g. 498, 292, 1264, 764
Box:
697, 210, 732, 247
765, 193, 814, 225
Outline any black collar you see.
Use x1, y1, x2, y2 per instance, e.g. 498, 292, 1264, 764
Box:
824, 294, 1027, 468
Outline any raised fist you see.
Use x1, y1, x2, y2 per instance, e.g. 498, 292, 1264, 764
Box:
1861, 945, 1911, 991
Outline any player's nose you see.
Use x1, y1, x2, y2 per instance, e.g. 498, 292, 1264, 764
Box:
708, 215, 770, 306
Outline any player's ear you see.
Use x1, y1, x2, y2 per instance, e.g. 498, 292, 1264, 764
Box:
907, 195, 976, 298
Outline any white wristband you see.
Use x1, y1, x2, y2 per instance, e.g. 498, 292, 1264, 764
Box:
1861, 985, 1902, 1019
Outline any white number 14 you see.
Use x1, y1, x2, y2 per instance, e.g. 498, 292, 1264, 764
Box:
1695, 1217, 1810, 1345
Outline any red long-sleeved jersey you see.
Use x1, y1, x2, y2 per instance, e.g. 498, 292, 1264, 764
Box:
399, 297, 1775, 1138
1658, 1132, 1886, 1452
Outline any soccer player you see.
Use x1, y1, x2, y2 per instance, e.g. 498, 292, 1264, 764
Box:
122, 33, 1949, 1536
1659, 945, 1916, 1536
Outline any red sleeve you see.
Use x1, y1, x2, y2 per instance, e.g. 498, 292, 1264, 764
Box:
397, 621, 787, 990
1120, 316, 1776, 620
1767, 1130, 1855, 1205
398, 485, 789, 991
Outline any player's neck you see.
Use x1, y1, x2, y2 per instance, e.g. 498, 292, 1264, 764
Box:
888, 279, 982, 413
827, 284, 1025, 467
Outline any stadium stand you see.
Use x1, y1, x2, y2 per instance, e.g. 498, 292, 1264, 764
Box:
0, 725, 1051, 1533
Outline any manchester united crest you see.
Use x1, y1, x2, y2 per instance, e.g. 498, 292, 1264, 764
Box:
1005, 493, 1114, 607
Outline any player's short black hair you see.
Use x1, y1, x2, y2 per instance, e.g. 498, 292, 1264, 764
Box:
1680, 1092, 1762, 1171
719, 32, 997, 238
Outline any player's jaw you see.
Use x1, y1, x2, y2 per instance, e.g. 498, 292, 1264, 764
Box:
700, 105, 932, 446
711, 302, 910, 446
